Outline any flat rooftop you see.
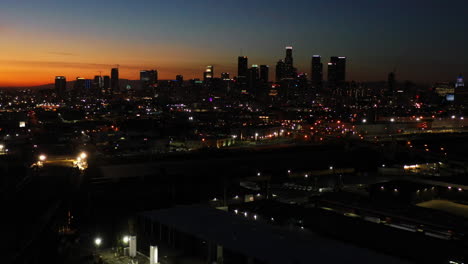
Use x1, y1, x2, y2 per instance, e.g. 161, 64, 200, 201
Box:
141, 205, 408, 264
418, 200, 468, 218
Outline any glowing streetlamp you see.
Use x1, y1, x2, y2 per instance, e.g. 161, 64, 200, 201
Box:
80, 152, 87, 159
94, 237, 102, 247
123, 236, 130, 244
39, 154, 47, 162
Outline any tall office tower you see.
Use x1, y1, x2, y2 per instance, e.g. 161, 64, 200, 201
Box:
328, 56, 346, 87
237, 56, 248, 87
238, 56, 248, 79
103, 76, 111, 94
93, 75, 103, 93
285, 46, 293, 67
55, 76, 67, 98
248, 65, 259, 91
283, 46, 296, 79
221, 72, 230, 80
140, 70, 158, 90
388, 71, 396, 92
111, 68, 119, 94
311, 55, 323, 88
456, 74, 464, 88
275, 60, 286, 82
140, 70, 149, 90
204, 65, 214, 81
74, 77, 85, 91
454, 74, 466, 104
84, 79, 92, 90
259, 65, 269, 83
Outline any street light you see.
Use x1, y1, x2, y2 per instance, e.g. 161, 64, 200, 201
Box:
94, 237, 102, 247
123, 236, 129, 244
39, 154, 47, 162
80, 152, 87, 159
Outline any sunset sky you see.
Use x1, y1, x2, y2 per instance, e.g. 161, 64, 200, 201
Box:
0, 0, 467, 87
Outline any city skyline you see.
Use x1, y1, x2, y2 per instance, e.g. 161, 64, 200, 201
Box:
0, 0, 467, 87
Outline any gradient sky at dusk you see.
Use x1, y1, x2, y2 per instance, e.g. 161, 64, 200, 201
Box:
0, 0, 467, 86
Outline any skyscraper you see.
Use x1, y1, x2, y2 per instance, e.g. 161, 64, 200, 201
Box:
260, 65, 269, 83
275, 60, 286, 82
84, 79, 92, 90
456, 74, 464, 88
74, 77, 85, 92
248, 65, 259, 92
284, 46, 296, 79
140, 70, 158, 90
238, 56, 248, 79
285, 46, 293, 67
55, 76, 66, 98
204, 65, 214, 81
111, 68, 119, 94
311, 55, 323, 88
454, 74, 466, 103
93, 75, 103, 94
103, 76, 111, 94
328, 56, 346, 87
221, 72, 230, 80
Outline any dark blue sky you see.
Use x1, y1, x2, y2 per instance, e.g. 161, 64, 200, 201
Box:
0, 0, 467, 85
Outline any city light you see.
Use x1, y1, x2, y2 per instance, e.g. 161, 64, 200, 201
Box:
95, 237, 102, 247
0, 3, 466, 262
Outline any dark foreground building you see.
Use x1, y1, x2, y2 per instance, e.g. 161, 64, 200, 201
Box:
137, 205, 408, 264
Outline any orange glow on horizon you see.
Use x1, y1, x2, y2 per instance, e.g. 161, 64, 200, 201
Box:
0, 60, 235, 87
